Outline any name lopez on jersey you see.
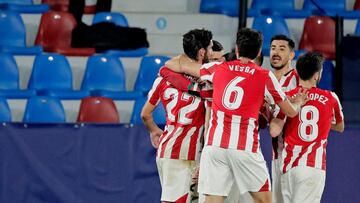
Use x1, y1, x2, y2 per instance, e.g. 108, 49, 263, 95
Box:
228, 65, 255, 75
291, 92, 329, 105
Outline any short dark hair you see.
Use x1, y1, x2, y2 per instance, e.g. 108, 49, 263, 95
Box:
223, 51, 237, 61
183, 29, 213, 60
270, 34, 295, 50
212, 40, 223, 52
236, 28, 263, 60
296, 52, 324, 81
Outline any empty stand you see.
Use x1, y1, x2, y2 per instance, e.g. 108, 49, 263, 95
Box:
0, 53, 35, 98
303, 0, 346, 15
27, 53, 89, 99
133, 55, 170, 91
0, 97, 11, 122
42, 0, 68, 12
299, 16, 336, 60
252, 15, 290, 56
23, 96, 66, 123
77, 96, 120, 123
0, 11, 42, 55
35, 11, 95, 56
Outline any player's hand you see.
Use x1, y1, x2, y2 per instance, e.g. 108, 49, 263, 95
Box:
150, 129, 163, 148
192, 166, 200, 184
289, 88, 309, 106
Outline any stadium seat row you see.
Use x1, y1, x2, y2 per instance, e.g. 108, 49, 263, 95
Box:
0, 53, 170, 99
0, 10, 148, 57
200, 0, 360, 18
0, 96, 166, 124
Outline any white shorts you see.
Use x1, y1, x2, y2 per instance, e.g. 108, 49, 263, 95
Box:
198, 146, 271, 196
272, 158, 284, 203
156, 158, 195, 202
281, 166, 326, 203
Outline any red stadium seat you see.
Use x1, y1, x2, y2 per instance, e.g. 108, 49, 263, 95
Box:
35, 11, 95, 56
42, 0, 69, 12
299, 16, 336, 60
77, 97, 120, 123
355, 0, 360, 10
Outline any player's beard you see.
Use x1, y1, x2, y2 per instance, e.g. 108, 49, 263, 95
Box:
202, 50, 210, 64
271, 62, 287, 70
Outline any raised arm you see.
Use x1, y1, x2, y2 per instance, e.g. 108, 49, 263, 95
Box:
165, 54, 201, 77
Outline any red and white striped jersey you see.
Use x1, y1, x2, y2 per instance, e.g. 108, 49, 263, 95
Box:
200, 61, 286, 153
148, 76, 205, 161
281, 87, 344, 173
273, 69, 299, 159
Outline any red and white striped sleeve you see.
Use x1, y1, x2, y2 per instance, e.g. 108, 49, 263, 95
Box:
147, 77, 163, 105
265, 71, 287, 105
330, 92, 344, 124
199, 61, 222, 82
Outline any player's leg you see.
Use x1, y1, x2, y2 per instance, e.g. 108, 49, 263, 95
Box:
198, 146, 233, 203
280, 169, 292, 203
157, 158, 196, 203
291, 166, 326, 203
228, 150, 272, 203
271, 158, 284, 203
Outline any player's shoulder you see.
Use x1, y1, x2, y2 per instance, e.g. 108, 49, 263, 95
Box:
201, 61, 223, 69
286, 86, 301, 96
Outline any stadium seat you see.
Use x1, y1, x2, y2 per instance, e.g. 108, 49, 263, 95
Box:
302, 0, 346, 16
131, 97, 166, 125
355, 0, 360, 10
42, 0, 69, 12
318, 60, 334, 90
299, 16, 336, 60
252, 15, 290, 56
0, 53, 35, 98
134, 55, 170, 92
250, 0, 311, 18
35, 11, 95, 56
92, 12, 148, 57
27, 53, 89, 99
93, 12, 128, 26
0, 97, 11, 122
77, 96, 120, 123
200, 0, 258, 17
23, 96, 66, 123
0, 0, 49, 13
355, 20, 360, 35
81, 55, 141, 100
0, 11, 42, 55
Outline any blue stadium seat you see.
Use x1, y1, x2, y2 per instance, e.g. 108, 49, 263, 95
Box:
23, 96, 66, 123
92, 12, 129, 26
250, 0, 311, 18
81, 55, 141, 100
131, 97, 166, 125
200, 0, 258, 17
252, 15, 290, 56
28, 53, 89, 99
0, 0, 49, 13
134, 55, 170, 92
318, 60, 334, 90
355, 20, 360, 35
0, 53, 35, 98
0, 97, 11, 122
0, 11, 42, 55
92, 12, 148, 57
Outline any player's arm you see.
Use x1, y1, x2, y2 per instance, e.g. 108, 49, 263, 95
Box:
269, 118, 285, 137
266, 71, 307, 118
141, 101, 163, 148
330, 92, 345, 133
165, 54, 201, 77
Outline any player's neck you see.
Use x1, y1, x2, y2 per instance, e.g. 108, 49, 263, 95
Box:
299, 79, 317, 89
238, 57, 252, 64
274, 64, 292, 80
182, 54, 202, 65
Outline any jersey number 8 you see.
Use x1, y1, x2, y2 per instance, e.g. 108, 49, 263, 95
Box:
298, 105, 319, 142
